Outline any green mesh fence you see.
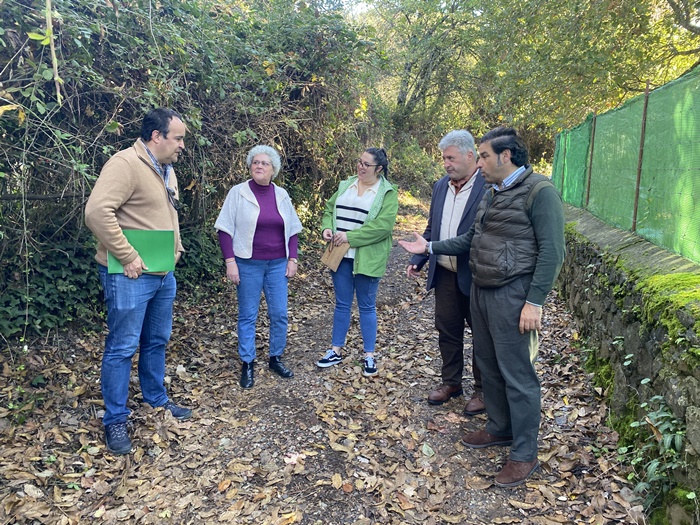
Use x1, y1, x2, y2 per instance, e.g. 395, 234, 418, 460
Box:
552, 67, 700, 264
553, 119, 590, 208
563, 119, 591, 208
588, 98, 645, 231
637, 73, 700, 263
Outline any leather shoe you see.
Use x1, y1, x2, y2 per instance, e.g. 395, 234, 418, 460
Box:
427, 384, 463, 405
460, 429, 513, 448
495, 459, 540, 487
269, 356, 293, 378
463, 391, 486, 416
240, 361, 254, 389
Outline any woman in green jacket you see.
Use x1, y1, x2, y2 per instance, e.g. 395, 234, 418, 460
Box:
316, 147, 399, 376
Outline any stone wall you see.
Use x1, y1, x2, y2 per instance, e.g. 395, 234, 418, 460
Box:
559, 205, 700, 521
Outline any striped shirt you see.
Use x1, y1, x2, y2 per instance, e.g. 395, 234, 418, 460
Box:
335, 179, 380, 259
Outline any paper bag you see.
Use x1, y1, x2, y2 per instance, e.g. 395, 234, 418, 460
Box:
320, 241, 350, 272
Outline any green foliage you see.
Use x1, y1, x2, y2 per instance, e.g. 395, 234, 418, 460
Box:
618, 395, 688, 510
387, 138, 441, 196
0, 0, 375, 339
0, 231, 102, 339
581, 341, 614, 392
648, 487, 700, 525
360, 0, 700, 160
177, 227, 227, 300
636, 273, 700, 345
470, 0, 699, 130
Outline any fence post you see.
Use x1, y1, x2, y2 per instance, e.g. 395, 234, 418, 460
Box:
559, 132, 568, 197
632, 80, 651, 233
585, 113, 596, 208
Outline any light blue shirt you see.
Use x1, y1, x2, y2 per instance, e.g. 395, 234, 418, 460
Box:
493, 165, 526, 191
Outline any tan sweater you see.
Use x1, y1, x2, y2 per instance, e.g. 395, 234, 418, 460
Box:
85, 140, 184, 269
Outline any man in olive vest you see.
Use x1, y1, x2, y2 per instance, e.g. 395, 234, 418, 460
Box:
400, 127, 565, 487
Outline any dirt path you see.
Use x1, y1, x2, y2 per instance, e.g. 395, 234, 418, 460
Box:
0, 204, 643, 524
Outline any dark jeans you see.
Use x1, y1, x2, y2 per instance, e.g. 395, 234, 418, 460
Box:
471, 275, 540, 462
434, 265, 482, 390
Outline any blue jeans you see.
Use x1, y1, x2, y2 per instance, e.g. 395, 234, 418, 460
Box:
331, 258, 380, 352
98, 265, 176, 426
235, 257, 289, 363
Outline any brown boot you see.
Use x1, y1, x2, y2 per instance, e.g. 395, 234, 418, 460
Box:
427, 384, 463, 405
495, 459, 540, 487
463, 391, 486, 416
460, 429, 513, 448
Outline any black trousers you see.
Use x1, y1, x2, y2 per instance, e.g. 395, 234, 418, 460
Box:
434, 265, 482, 390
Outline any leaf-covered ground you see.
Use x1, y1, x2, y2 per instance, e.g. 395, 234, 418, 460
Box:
1, 201, 646, 524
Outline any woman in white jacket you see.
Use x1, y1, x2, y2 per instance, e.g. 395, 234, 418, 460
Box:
215, 145, 302, 389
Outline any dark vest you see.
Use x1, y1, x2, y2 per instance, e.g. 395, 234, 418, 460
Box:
469, 167, 552, 288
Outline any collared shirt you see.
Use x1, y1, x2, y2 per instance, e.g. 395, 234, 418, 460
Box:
140, 138, 171, 187
494, 165, 526, 191
437, 174, 476, 271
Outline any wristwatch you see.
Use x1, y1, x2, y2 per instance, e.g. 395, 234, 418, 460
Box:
288, 258, 298, 264
424, 242, 431, 255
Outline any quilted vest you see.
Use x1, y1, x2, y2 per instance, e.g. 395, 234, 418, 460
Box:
469, 167, 552, 288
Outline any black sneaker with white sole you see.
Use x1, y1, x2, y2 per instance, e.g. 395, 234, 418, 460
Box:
363, 355, 378, 377
317, 349, 343, 368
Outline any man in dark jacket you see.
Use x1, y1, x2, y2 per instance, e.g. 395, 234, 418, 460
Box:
406, 130, 486, 415
400, 127, 565, 487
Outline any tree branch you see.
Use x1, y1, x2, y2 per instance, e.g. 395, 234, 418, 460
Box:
666, 0, 700, 35
0, 193, 87, 201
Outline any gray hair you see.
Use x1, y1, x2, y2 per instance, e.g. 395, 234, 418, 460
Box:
438, 130, 476, 155
246, 145, 282, 178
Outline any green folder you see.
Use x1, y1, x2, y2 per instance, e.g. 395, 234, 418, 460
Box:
107, 230, 175, 274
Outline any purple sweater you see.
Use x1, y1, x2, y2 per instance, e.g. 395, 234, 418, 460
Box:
218, 180, 299, 260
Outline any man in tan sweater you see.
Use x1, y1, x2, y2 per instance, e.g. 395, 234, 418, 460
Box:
85, 108, 191, 455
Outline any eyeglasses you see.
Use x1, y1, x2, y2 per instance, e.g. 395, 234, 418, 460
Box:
167, 186, 182, 210
252, 160, 272, 167
357, 160, 378, 169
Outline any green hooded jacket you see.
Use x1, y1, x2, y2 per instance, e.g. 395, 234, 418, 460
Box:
321, 175, 398, 277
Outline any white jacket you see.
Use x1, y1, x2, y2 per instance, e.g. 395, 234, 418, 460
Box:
214, 180, 302, 259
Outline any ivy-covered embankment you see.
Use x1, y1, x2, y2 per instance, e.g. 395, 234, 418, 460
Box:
559, 205, 700, 524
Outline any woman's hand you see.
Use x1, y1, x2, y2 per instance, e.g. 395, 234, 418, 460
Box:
286, 259, 298, 278
332, 231, 348, 246
322, 228, 333, 241
226, 260, 240, 285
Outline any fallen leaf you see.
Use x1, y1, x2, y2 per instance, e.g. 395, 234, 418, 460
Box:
218, 479, 232, 492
